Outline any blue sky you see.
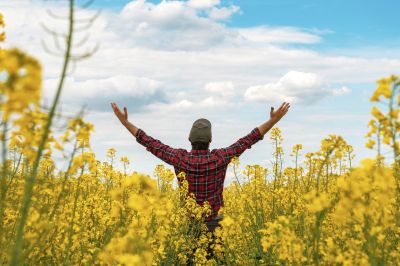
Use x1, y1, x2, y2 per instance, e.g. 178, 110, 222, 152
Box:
92, 0, 400, 51
2, 0, 399, 183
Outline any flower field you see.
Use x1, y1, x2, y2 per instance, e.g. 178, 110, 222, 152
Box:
1, 8, 400, 266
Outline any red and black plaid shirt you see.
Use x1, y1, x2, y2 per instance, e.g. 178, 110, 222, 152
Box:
136, 127, 264, 221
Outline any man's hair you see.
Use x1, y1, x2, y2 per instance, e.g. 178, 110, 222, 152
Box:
191, 141, 210, 150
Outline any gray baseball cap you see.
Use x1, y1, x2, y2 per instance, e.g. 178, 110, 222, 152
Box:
188, 118, 212, 143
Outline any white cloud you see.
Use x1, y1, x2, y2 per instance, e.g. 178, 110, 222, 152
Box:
200, 96, 232, 107
146, 95, 232, 113
244, 71, 350, 105
143, 81, 235, 113
145, 99, 193, 112
303, 113, 367, 122
43, 75, 167, 111
204, 81, 235, 97
209, 5, 241, 21
187, 0, 220, 9
145, 79, 237, 113
118, 0, 238, 50
238, 26, 321, 44
331, 86, 351, 96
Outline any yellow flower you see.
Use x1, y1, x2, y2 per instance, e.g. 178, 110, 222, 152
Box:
0, 13, 4, 27
0, 13, 5, 42
120, 156, 130, 165
305, 190, 331, 213
370, 77, 391, 102
365, 139, 375, 149
0, 48, 42, 121
371, 106, 385, 121
229, 156, 240, 167
54, 141, 64, 151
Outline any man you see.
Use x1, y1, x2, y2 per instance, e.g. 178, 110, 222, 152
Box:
110, 101, 290, 258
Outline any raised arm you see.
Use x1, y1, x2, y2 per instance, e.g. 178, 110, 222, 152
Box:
111, 102, 139, 136
215, 102, 290, 163
111, 102, 184, 166
258, 102, 290, 136
214, 127, 264, 164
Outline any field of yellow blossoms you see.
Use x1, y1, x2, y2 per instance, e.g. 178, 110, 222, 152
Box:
0, 9, 400, 266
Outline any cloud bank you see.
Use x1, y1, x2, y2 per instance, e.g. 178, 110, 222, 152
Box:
2, 0, 397, 114
244, 71, 351, 105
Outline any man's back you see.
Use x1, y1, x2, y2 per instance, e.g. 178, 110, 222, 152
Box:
175, 149, 228, 221
135, 127, 264, 221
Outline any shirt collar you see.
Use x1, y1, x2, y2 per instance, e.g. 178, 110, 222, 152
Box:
190, 149, 210, 155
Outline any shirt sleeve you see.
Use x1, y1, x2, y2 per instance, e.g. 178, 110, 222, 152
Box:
214, 127, 264, 164
136, 128, 184, 167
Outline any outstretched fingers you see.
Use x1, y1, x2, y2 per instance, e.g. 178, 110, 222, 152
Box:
111, 102, 124, 118
276, 102, 290, 116
282, 102, 290, 113
111, 102, 116, 112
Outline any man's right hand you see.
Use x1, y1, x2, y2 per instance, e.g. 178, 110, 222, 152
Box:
270, 102, 290, 123
257, 102, 290, 136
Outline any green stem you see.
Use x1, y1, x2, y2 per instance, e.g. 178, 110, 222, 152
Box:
233, 162, 242, 191
389, 83, 399, 162
63, 161, 84, 265
0, 120, 8, 248
294, 149, 298, 190
9, 1, 75, 264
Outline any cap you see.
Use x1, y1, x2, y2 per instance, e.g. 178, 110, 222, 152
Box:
189, 118, 212, 143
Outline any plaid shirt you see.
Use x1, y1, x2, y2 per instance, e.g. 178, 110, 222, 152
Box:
136, 127, 264, 221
